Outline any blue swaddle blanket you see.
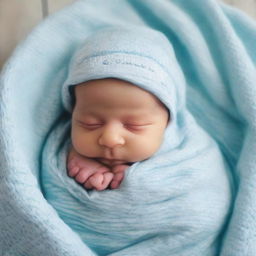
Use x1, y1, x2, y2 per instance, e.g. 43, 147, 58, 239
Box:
41, 26, 232, 255
1, 0, 256, 255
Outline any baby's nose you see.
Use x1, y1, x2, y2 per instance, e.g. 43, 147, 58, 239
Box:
98, 122, 125, 148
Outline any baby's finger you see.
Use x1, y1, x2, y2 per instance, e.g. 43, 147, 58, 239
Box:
84, 179, 94, 190
100, 172, 114, 190
89, 173, 104, 190
90, 172, 114, 191
95, 166, 111, 174
75, 168, 100, 183
68, 166, 80, 177
110, 171, 125, 189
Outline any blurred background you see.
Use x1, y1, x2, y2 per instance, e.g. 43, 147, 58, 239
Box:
0, 0, 256, 69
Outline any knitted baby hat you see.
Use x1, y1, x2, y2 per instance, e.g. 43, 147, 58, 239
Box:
62, 25, 186, 121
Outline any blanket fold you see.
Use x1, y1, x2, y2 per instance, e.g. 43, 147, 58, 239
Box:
1, 0, 256, 255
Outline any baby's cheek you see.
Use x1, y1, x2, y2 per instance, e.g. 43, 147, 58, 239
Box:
71, 137, 85, 156
129, 136, 162, 161
71, 129, 97, 157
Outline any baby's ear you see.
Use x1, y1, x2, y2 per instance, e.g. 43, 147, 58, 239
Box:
166, 108, 171, 124
162, 105, 171, 126
69, 86, 76, 110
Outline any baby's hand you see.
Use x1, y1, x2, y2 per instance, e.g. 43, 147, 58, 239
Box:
110, 164, 129, 189
68, 148, 114, 191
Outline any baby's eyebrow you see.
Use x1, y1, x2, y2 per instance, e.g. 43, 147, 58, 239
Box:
75, 111, 102, 121
77, 109, 100, 117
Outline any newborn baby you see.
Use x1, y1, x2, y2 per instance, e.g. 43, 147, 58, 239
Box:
48, 25, 232, 255
68, 78, 169, 190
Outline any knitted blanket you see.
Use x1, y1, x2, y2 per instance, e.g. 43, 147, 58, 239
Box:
1, 0, 256, 255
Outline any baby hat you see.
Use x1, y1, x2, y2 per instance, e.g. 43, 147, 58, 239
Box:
62, 25, 187, 121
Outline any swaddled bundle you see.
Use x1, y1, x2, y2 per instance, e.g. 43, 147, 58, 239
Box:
42, 26, 232, 255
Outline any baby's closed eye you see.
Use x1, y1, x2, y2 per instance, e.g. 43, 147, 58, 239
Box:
76, 120, 103, 130
75, 118, 152, 131
123, 123, 152, 132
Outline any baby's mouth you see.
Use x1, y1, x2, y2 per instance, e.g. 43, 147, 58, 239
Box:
96, 158, 127, 167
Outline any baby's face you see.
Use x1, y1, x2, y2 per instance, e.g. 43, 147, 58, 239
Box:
71, 78, 169, 167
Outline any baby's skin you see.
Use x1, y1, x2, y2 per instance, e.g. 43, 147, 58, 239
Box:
67, 78, 169, 191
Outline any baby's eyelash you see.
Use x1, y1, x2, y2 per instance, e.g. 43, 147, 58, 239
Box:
77, 121, 103, 129
76, 120, 152, 131
123, 123, 151, 131
85, 123, 102, 127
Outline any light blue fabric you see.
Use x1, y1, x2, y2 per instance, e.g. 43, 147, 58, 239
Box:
62, 26, 180, 118
42, 25, 232, 255
0, 0, 256, 255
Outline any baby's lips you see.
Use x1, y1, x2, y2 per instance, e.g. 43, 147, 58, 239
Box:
97, 158, 127, 167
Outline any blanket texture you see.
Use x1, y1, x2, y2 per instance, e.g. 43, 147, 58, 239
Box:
41, 25, 232, 256
1, 0, 256, 255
